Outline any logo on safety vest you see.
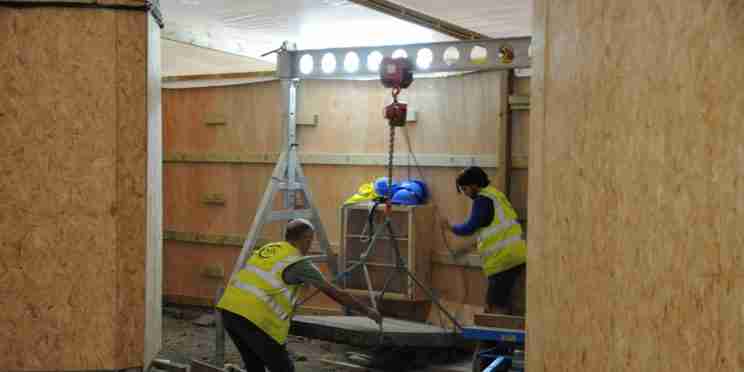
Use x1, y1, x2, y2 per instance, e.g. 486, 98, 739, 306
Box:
257, 244, 278, 259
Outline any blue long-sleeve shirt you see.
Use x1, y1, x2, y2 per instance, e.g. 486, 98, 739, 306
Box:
452, 196, 494, 236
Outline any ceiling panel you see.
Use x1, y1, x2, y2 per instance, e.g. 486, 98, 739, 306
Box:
387, 0, 532, 38
161, 39, 275, 77
160, 0, 453, 62
158, 0, 531, 76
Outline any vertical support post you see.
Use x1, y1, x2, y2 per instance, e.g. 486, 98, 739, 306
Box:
279, 44, 298, 239
504, 70, 514, 199
283, 78, 298, 212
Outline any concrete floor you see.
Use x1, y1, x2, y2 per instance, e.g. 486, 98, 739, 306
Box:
158, 306, 472, 372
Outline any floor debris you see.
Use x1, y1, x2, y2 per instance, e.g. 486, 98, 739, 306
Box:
158, 305, 471, 372
192, 313, 216, 327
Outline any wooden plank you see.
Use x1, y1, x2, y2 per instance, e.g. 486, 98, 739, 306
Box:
509, 169, 529, 223
319, 358, 383, 372
0, 0, 146, 6
151, 359, 189, 372
163, 230, 245, 247
295, 306, 344, 316
432, 252, 481, 268
290, 316, 457, 348
114, 10, 148, 367
412, 202, 434, 301
163, 230, 332, 251
344, 289, 411, 301
164, 294, 215, 307
144, 14, 163, 368
511, 155, 528, 169
190, 359, 225, 372
163, 152, 501, 168
508, 95, 530, 111
527, 0, 547, 369
473, 313, 525, 330
513, 77, 530, 95
511, 108, 530, 170
162, 71, 276, 83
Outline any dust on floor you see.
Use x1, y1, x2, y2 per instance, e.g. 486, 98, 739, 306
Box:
157, 305, 471, 372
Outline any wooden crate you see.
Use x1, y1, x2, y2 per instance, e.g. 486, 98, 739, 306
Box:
339, 202, 434, 301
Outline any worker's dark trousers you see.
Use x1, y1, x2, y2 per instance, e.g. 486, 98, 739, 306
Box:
220, 309, 294, 372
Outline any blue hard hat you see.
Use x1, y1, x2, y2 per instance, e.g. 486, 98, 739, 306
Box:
374, 177, 397, 198
391, 188, 422, 205
398, 180, 426, 202
411, 179, 429, 201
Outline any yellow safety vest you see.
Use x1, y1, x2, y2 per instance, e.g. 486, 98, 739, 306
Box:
477, 186, 527, 276
217, 241, 307, 344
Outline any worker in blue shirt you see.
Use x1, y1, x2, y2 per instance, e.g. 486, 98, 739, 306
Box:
440, 166, 526, 315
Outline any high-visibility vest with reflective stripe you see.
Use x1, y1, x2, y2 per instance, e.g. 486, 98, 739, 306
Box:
216, 241, 306, 344
477, 186, 527, 276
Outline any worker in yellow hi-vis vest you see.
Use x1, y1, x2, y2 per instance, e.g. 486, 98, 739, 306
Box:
217, 219, 381, 372
440, 166, 526, 315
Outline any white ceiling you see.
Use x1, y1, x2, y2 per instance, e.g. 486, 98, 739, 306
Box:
159, 0, 532, 77
391, 0, 532, 38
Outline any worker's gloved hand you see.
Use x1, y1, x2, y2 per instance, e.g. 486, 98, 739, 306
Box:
368, 307, 382, 324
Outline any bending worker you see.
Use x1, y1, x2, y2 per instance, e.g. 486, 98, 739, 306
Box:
440, 166, 526, 315
217, 218, 381, 372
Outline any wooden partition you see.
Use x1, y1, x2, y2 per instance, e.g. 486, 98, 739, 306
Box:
0, 3, 162, 371
530, 1, 744, 371
163, 70, 516, 324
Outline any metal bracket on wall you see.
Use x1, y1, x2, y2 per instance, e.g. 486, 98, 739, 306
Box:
508, 95, 530, 111
297, 114, 319, 126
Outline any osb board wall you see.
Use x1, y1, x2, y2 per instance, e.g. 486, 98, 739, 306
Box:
162, 71, 509, 318
529, 1, 744, 371
0, 7, 156, 370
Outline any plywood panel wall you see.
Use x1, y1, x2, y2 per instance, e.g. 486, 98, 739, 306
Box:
0, 6, 159, 371
529, 1, 744, 371
162, 71, 509, 315
296, 72, 506, 155
163, 81, 283, 154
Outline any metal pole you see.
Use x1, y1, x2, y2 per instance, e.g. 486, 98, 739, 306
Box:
284, 79, 298, 211
279, 45, 298, 237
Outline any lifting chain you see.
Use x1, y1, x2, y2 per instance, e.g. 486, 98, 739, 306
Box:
385, 89, 400, 214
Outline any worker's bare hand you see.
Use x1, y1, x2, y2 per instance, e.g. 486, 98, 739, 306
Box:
439, 218, 452, 232
368, 307, 382, 324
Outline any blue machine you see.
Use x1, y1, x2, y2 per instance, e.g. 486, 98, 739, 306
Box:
461, 327, 526, 372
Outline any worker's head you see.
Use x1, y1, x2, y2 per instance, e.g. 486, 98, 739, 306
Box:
285, 218, 315, 254
456, 166, 490, 199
